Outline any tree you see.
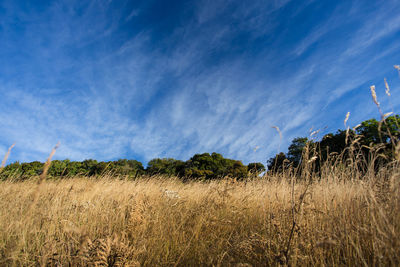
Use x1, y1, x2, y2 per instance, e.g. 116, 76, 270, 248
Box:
21, 161, 43, 177
110, 159, 145, 177
228, 160, 248, 179
287, 137, 309, 167
48, 160, 69, 177
183, 152, 248, 180
318, 130, 351, 161
146, 158, 184, 176
267, 152, 288, 172
247, 162, 265, 175
0, 162, 22, 180
266, 115, 400, 175
356, 115, 400, 146
81, 159, 99, 176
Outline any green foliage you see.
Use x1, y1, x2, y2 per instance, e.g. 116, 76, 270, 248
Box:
21, 161, 44, 177
319, 130, 348, 153
268, 137, 311, 172
0, 162, 23, 180
48, 160, 69, 177
183, 152, 248, 180
356, 115, 400, 145
247, 162, 265, 174
1, 158, 145, 180
267, 152, 288, 172
109, 159, 145, 177
0, 153, 248, 181
146, 158, 185, 176
268, 115, 400, 172
229, 161, 248, 178
287, 137, 309, 166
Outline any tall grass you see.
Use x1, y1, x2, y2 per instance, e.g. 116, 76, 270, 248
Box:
0, 162, 399, 266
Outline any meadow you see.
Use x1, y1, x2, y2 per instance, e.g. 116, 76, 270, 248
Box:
0, 161, 399, 266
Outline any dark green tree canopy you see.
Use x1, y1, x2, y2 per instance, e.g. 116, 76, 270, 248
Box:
146, 158, 185, 176
287, 137, 309, 166
267, 152, 288, 172
267, 115, 400, 172
247, 162, 266, 174
1, 153, 256, 181
356, 115, 400, 145
183, 152, 248, 180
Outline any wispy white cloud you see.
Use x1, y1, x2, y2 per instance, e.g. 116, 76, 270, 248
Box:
1, 0, 400, 166
343, 8, 400, 57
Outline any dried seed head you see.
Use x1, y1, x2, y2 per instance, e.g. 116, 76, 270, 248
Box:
395, 65, 400, 77
384, 78, 391, 96
307, 156, 318, 163
353, 124, 361, 131
344, 112, 350, 127
383, 112, 393, 119
370, 85, 380, 107
310, 130, 320, 137
38, 142, 60, 183
271, 126, 282, 141
0, 143, 15, 170
345, 127, 350, 145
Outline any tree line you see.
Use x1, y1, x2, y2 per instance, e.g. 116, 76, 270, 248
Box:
0, 152, 265, 181
267, 115, 400, 173
1, 115, 398, 181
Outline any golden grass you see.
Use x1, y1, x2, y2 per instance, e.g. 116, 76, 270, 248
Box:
0, 169, 399, 266
0, 144, 15, 171
370, 85, 380, 108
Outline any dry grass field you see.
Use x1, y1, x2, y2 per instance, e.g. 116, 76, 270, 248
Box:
0, 162, 399, 266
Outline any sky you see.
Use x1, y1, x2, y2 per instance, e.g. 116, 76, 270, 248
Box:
1, 0, 400, 166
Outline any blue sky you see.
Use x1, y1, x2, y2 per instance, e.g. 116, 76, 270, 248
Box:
1, 0, 400, 165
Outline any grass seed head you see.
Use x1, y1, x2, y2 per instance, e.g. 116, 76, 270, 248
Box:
383, 112, 393, 119
0, 144, 15, 171
271, 126, 282, 141
39, 142, 60, 183
370, 85, 380, 107
344, 112, 350, 127
395, 65, 400, 77
384, 78, 391, 96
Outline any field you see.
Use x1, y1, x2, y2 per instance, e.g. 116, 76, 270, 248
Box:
0, 163, 399, 266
